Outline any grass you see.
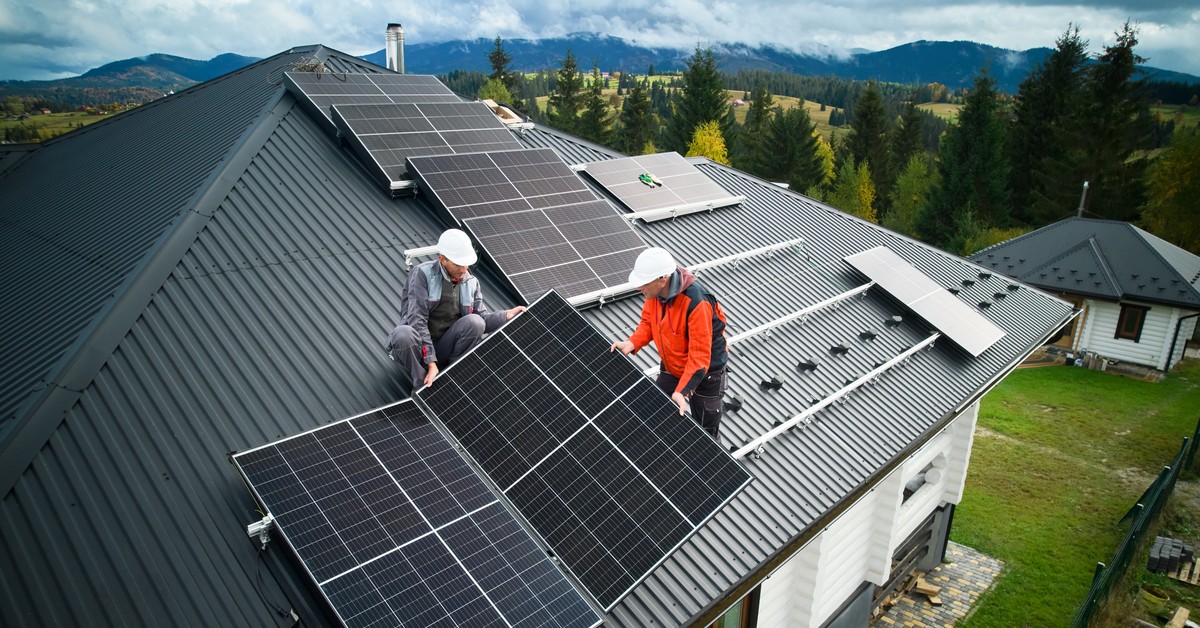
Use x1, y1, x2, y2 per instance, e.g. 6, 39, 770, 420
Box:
954, 358, 1200, 627
917, 102, 962, 122
1, 110, 108, 140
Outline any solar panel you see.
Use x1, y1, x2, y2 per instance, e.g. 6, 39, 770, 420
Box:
582, 152, 743, 221
332, 102, 524, 189
416, 290, 752, 611
283, 71, 461, 123
407, 149, 647, 303
233, 400, 601, 628
844, 246, 1006, 356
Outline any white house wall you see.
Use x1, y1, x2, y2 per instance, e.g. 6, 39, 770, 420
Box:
755, 402, 980, 627
1076, 299, 1188, 370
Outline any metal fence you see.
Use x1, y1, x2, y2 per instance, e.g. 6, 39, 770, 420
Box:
1069, 416, 1200, 627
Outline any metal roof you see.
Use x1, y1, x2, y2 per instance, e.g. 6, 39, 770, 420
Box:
969, 217, 1200, 308
1, 54, 1073, 628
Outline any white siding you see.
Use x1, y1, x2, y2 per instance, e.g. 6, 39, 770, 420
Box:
1076, 299, 1187, 369
755, 402, 981, 627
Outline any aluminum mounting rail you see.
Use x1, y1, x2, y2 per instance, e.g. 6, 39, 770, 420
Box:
402, 244, 439, 268
731, 332, 940, 460
618, 196, 747, 223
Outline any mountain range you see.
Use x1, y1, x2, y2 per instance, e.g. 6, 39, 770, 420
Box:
4, 33, 1197, 106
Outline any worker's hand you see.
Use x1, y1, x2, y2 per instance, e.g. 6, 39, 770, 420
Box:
671, 392, 688, 416
610, 340, 635, 355
505, 306, 526, 320
423, 362, 439, 388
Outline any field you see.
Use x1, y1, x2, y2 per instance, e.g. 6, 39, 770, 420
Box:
1, 111, 110, 141
955, 358, 1200, 626
917, 102, 962, 122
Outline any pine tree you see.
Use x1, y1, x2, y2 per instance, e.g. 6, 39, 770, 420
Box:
885, 154, 938, 238
918, 72, 1011, 249
547, 49, 584, 135
685, 120, 731, 165
753, 106, 825, 192
1141, 128, 1200, 254
617, 84, 656, 155
734, 84, 774, 174
663, 47, 731, 154
1010, 25, 1089, 224
847, 81, 889, 189
486, 37, 524, 111
578, 66, 613, 146
1076, 21, 1152, 221
882, 97, 924, 219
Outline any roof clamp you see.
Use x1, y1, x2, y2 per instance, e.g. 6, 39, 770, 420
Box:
246, 513, 275, 550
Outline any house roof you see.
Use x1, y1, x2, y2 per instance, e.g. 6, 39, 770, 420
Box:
0, 48, 1073, 627
969, 217, 1200, 309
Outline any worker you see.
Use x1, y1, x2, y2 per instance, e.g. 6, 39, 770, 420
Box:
610, 247, 729, 439
385, 229, 524, 391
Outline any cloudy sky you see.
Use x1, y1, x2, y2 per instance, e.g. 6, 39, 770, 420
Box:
2, 0, 1198, 81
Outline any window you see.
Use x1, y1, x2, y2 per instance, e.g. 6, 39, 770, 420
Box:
1115, 304, 1150, 342
710, 587, 760, 628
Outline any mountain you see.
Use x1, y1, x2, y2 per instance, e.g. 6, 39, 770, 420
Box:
4, 35, 1197, 108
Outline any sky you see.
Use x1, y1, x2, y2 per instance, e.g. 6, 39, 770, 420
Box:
2, 0, 1198, 81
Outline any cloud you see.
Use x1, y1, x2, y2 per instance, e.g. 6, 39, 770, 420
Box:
0, 0, 1196, 80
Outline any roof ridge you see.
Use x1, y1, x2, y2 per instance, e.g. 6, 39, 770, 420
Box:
1018, 236, 1121, 297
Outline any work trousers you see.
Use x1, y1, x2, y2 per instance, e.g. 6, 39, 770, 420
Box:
655, 366, 727, 440
386, 314, 485, 392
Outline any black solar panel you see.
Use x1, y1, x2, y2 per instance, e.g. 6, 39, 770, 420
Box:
331, 102, 523, 187
407, 149, 647, 303
233, 400, 600, 628
416, 291, 752, 610
582, 152, 742, 220
844, 246, 1006, 356
283, 71, 461, 122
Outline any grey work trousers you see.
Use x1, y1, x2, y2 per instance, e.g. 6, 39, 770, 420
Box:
386, 314, 486, 391
655, 366, 727, 440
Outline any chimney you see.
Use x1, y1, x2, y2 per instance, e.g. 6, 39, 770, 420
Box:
386, 23, 405, 74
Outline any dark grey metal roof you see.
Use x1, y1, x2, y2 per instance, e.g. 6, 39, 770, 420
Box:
969, 217, 1200, 308
1, 56, 1073, 628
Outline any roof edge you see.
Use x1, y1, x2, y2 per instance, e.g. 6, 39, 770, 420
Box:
0, 90, 298, 496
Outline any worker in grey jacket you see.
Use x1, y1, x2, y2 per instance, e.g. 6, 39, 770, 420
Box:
385, 229, 524, 391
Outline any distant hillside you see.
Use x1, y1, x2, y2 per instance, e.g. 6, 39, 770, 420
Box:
4, 35, 1197, 109
0, 53, 260, 107
373, 33, 1199, 92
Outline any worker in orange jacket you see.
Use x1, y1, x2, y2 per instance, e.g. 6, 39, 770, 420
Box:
611, 247, 729, 439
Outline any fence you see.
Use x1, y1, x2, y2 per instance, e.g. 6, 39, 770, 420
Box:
1069, 416, 1200, 627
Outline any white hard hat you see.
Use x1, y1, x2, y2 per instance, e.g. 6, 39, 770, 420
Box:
436, 229, 477, 266
628, 247, 676, 286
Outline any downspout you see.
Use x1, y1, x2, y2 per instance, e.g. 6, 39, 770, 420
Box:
1166, 311, 1200, 371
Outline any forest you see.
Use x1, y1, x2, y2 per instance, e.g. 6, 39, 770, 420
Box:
449, 24, 1200, 257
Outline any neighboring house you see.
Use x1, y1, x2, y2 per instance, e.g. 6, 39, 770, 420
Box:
971, 217, 1200, 373
0, 45, 1072, 627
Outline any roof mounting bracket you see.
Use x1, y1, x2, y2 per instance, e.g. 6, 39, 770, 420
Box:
246, 513, 275, 550
402, 244, 439, 269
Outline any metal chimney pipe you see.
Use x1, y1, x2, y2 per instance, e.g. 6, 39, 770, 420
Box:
386, 23, 405, 73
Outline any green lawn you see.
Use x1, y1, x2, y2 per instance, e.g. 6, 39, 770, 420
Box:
1, 110, 107, 141
955, 359, 1200, 627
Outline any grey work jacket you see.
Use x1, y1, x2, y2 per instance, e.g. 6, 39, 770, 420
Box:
400, 260, 506, 364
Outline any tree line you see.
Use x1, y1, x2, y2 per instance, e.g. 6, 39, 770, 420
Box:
469, 25, 1198, 255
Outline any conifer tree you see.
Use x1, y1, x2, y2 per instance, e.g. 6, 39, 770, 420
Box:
826, 158, 877, 223
487, 36, 524, 111
1141, 128, 1200, 254
663, 47, 731, 154
547, 49, 584, 134
885, 154, 938, 238
735, 84, 774, 173
753, 106, 825, 192
578, 66, 613, 145
617, 84, 656, 155
918, 72, 1010, 249
1010, 25, 1089, 224
847, 81, 889, 187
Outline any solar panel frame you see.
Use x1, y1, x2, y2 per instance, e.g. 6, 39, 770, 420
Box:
233, 400, 601, 628
407, 149, 648, 303
415, 290, 752, 611
582, 152, 743, 221
283, 71, 462, 123
844, 246, 1006, 356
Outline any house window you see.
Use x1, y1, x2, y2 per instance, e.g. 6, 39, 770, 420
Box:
1115, 304, 1150, 342
710, 587, 760, 628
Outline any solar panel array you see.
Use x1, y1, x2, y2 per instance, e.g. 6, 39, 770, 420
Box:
407, 149, 648, 303
332, 102, 523, 187
844, 246, 1006, 356
582, 152, 742, 221
283, 71, 461, 121
417, 291, 752, 610
233, 400, 601, 628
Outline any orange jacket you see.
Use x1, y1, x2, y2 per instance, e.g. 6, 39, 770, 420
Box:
628, 268, 728, 395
